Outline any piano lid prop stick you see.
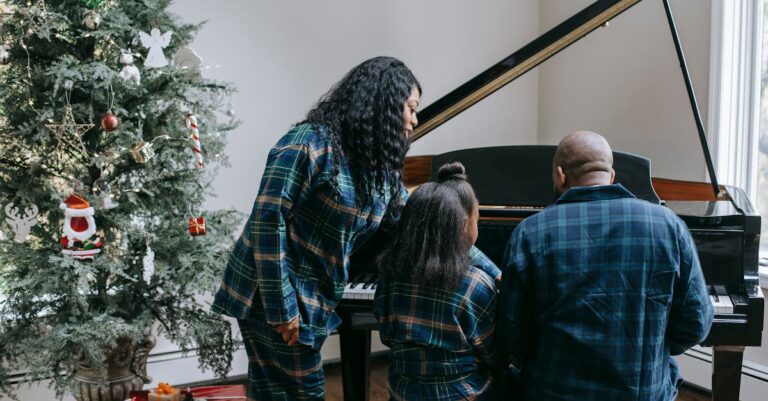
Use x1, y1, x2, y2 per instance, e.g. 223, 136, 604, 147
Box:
185, 112, 204, 169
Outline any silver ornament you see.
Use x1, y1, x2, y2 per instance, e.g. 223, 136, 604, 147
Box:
130, 141, 155, 164
142, 246, 155, 284
0, 44, 10, 65
83, 11, 101, 30
4, 203, 39, 242
93, 179, 118, 210
173, 46, 203, 80
226, 99, 236, 117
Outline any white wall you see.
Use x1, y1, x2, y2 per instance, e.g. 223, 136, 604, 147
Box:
539, 0, 711, 182
173, 0, 540, 214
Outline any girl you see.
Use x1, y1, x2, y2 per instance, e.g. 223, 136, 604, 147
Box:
212, 56, 420, 401
374, 162, 499, 401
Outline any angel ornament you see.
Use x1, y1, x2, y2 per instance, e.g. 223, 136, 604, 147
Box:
139, 28, 173, 68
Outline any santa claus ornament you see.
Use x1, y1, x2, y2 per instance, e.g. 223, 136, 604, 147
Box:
60, 194, 103, 260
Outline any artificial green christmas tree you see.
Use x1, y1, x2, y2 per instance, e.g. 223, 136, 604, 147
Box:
0, 0, 240, 399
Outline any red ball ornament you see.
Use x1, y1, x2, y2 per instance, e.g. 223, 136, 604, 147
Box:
100, 112, 119, 132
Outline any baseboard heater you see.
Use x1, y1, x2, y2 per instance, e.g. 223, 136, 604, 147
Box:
684, 347, 768, 383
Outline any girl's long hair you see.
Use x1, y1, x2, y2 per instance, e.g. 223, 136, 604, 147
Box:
301, 56, 421, 206
378, 162, 477, 289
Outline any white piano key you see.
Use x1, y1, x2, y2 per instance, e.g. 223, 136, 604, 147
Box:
341, 273, 376, 300
720, 295, 733, 314
710, 295, 726, 314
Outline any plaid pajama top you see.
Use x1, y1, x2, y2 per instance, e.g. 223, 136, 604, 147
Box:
212, 123, 403, 349
497, 184, 713, 401
374, 265, 498, 400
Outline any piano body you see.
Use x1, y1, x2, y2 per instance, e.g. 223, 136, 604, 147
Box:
336, 1, 764, 400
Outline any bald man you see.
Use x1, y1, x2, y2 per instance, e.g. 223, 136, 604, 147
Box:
496, 131, 713, 401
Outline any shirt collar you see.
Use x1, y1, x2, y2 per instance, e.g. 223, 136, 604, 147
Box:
554, 183, 636, 205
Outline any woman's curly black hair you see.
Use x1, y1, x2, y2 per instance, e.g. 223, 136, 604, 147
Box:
300, 56, 421, 206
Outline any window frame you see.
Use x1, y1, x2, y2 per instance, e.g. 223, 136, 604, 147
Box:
708, 0, 768, 287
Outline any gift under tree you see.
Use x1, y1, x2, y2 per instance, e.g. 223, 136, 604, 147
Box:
0, 0, 241, 399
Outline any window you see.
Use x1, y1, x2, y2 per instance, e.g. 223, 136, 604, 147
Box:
760, 0, 768, 254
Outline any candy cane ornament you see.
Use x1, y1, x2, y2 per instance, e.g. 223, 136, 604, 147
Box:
185, 112, 204, 169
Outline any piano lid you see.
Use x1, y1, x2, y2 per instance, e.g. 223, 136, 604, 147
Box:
411, 0, 726, 203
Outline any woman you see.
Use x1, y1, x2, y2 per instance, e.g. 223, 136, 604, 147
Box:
211, 56, 421, 401
374, 162, 499, 401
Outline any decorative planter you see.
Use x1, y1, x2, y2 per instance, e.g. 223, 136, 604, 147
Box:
73, 335, 156, 401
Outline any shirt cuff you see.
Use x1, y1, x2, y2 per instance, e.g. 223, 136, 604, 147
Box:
263, 289, 299, 325
469, 246, 502, 281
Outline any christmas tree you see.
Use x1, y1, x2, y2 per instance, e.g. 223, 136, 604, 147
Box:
0, 0, 240, 398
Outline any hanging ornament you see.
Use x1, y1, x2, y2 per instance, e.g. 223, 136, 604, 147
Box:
4, 203, 39, 243
59, 194, 103, 260
139, 28, 173, 68
118, 49, 141, 85
142, 245, 155, 284
99, 84, 119, 132
46, 106, 94, 158
82, 10, 101, 30
225, 98, 236, 117
185, 112, 204, 169
172, 46, 202, 81
0, 44, 9, 66
100, 111, 119, 131
93, 178, 118, 210
130, 141, 155, 164
188, 216, 206, 236
79, 0, 103, 9
23, 0, 50, 32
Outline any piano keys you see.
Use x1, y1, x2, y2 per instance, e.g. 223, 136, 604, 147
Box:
342, 273, 376, 301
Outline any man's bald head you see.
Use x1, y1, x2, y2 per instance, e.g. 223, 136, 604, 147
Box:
552, 131, 615, 194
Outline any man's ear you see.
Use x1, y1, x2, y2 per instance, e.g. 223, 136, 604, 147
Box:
556, 166, 567, 188
610, 168, 616, 184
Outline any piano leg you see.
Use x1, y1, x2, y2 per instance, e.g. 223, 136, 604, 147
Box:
711, 345, 745, 401
338, 327, 371, 401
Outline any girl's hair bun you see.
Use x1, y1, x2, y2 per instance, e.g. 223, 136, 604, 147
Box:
437, 161, 467, 182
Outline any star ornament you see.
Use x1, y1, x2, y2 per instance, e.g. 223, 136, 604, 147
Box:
46, 106, 94, 158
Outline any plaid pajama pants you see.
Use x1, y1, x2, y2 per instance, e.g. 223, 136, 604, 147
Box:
238, 315, 326, 401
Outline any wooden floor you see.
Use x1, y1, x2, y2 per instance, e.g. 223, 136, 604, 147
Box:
322, 356, 711, 401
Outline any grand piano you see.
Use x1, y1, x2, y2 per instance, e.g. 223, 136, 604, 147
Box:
336, 1, 764, 400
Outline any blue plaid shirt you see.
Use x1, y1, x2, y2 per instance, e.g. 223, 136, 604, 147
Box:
497, 184, 713, 401
212, 123, 402, 349
374, 263, 499, 401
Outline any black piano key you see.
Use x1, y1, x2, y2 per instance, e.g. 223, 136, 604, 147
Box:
348, 273, 363, 289
730, 294, 748, 305
714, 285, 728, 296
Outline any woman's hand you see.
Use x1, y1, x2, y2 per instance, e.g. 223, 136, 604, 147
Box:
274, 316, 299, 345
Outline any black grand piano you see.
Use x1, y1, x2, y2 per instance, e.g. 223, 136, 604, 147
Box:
336, 1, 764, 400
